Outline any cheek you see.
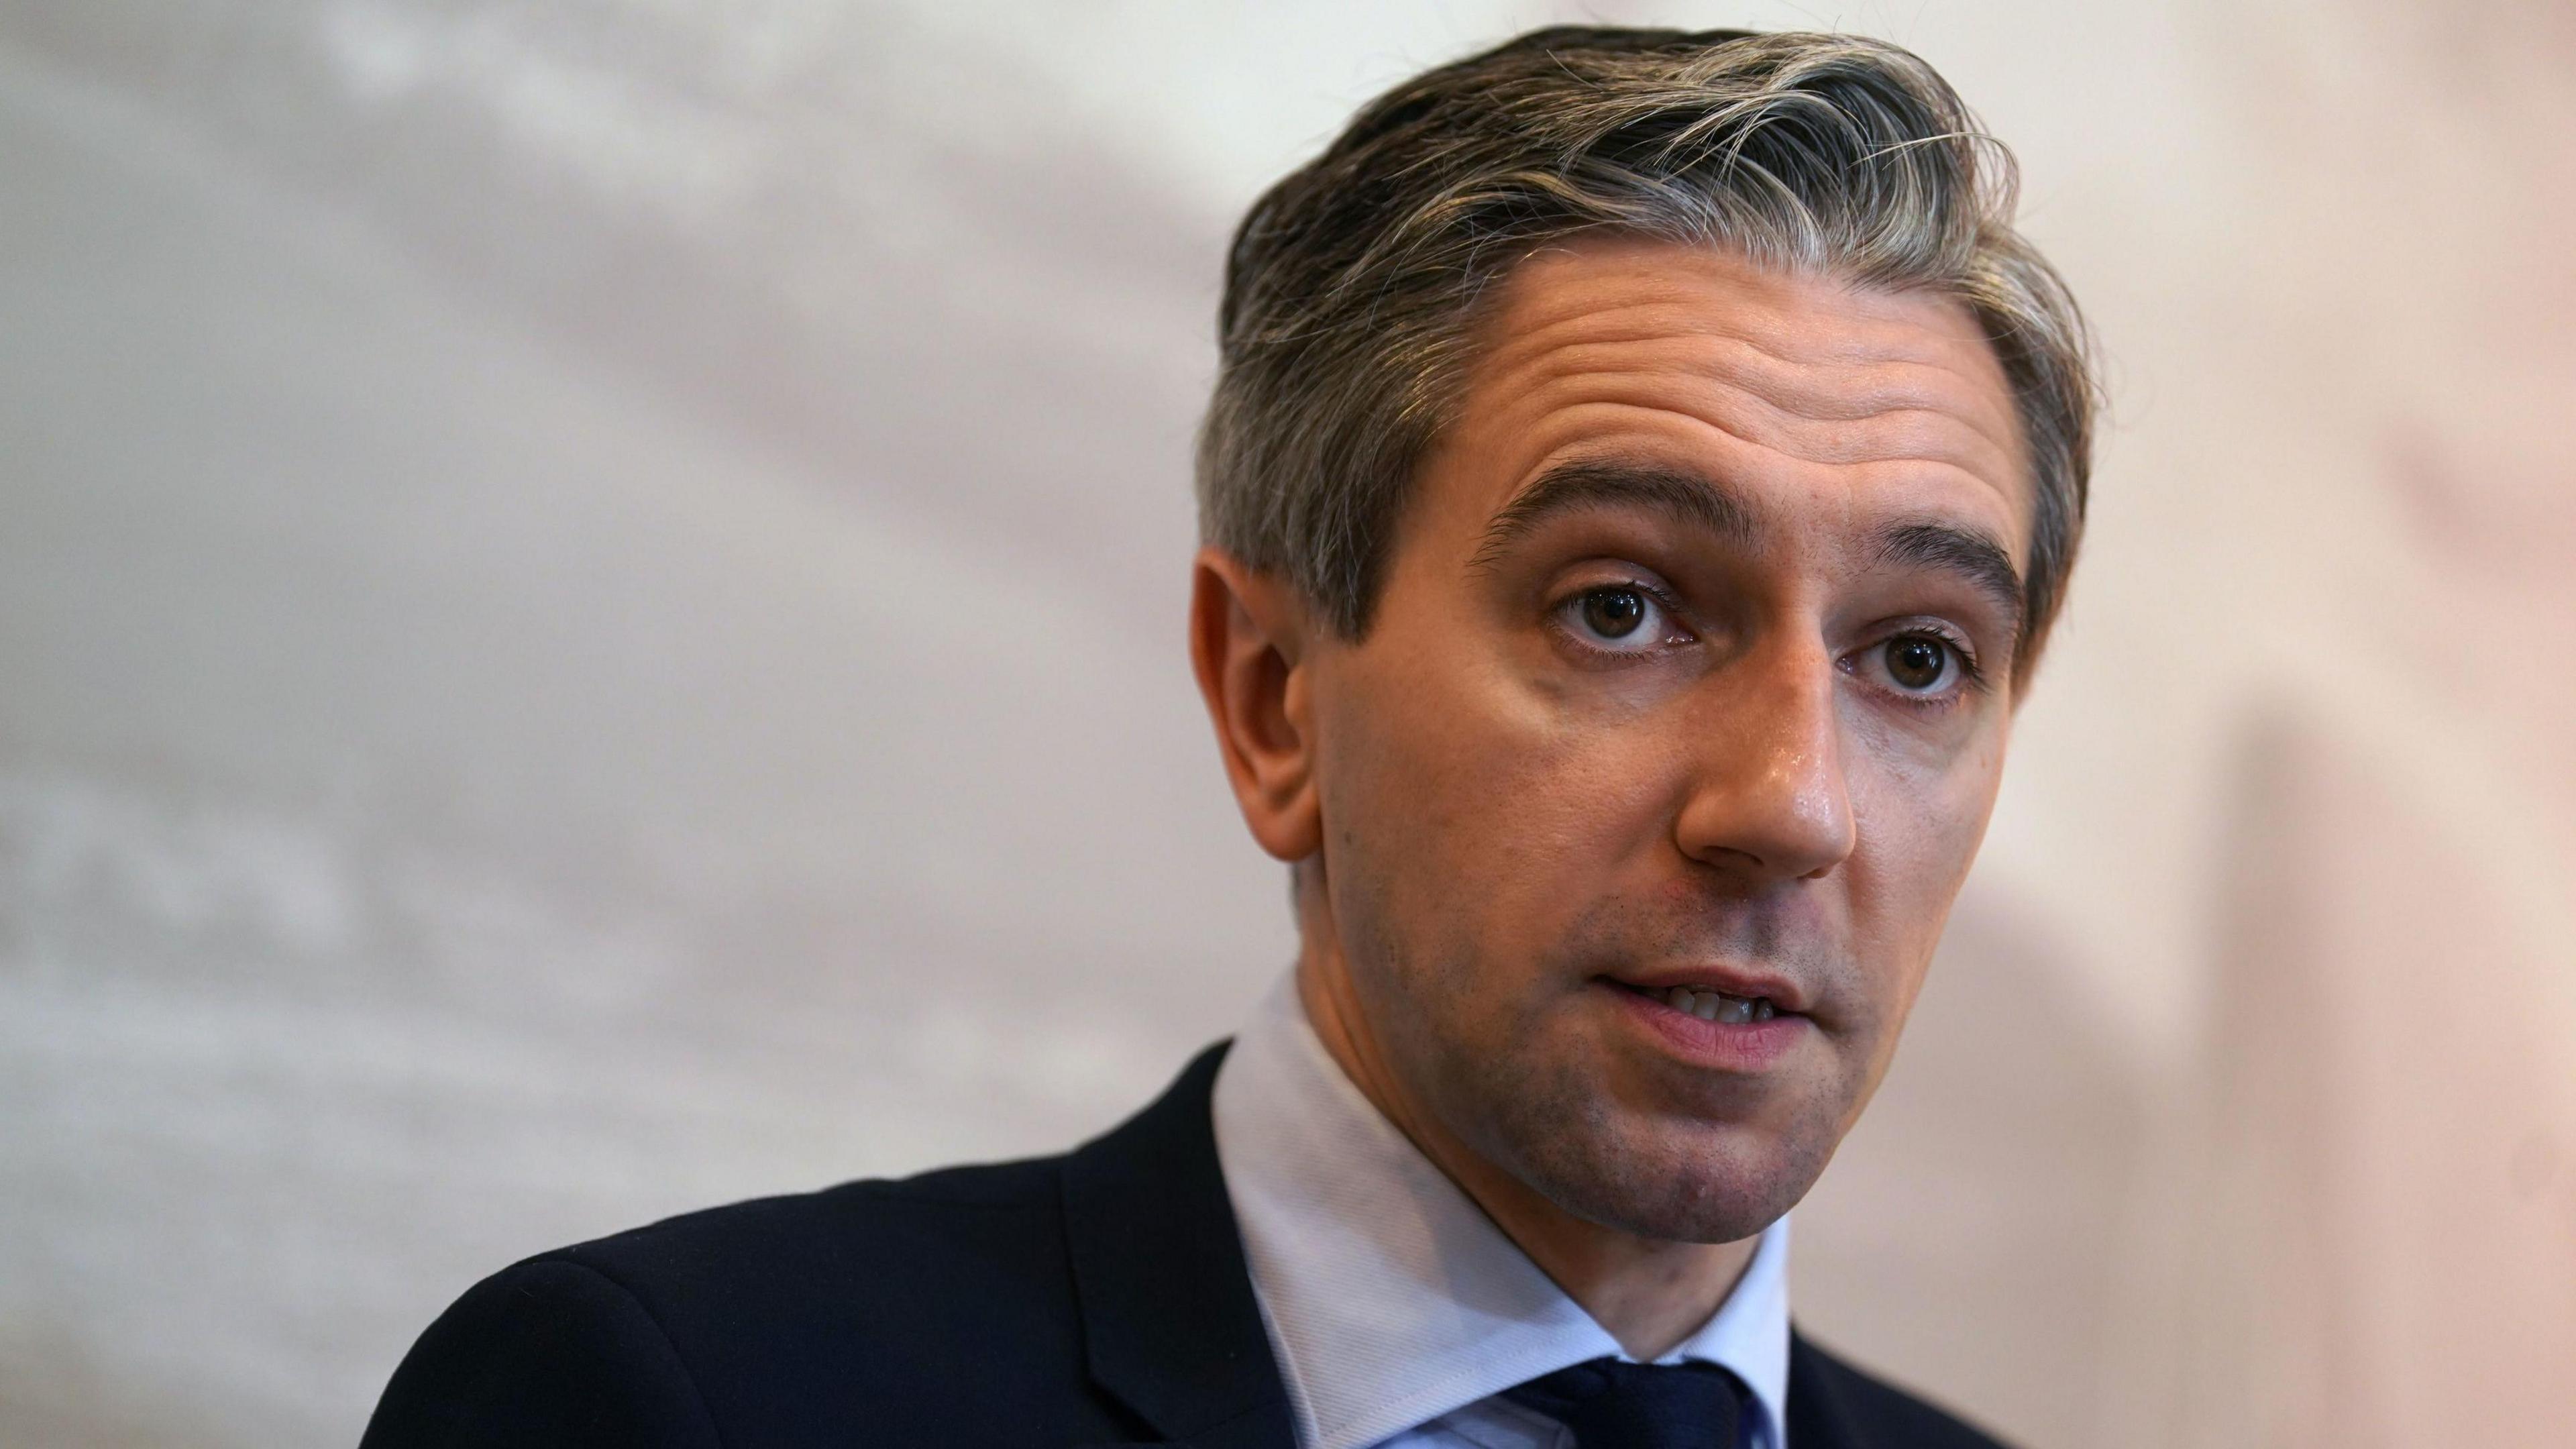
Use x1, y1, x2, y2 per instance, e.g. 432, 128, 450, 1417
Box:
1322, 655, 1678, 963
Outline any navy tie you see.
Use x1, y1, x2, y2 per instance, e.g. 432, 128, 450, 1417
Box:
1501, 1357, 1749, 1448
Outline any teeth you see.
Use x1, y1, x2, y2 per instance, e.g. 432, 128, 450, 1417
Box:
1661, 985, 1774, 1024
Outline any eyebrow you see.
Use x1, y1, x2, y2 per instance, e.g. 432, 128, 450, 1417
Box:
1875, 521, 2027, 653
1469, 458, 1762, 572
1470, 454, 2029, 653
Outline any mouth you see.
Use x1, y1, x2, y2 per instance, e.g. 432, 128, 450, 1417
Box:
1600, 965, 1810, 1017
1630, 982, 1782, 1024
1596, 974, 1811, 1071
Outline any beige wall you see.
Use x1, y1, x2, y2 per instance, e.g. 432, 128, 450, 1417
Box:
3, 3, 2568, 1444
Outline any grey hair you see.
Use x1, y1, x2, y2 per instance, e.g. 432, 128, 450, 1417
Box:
1196, 26, 2097, 669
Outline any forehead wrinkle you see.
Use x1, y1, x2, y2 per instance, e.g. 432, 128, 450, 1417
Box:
1487, 288, 1986, 377
1497, 285, 1996, 379
1474, 307, 2025, 472
1503, 237, 1991, 352
1471, 402, 2025, 564
1469, 455, 1764, 572
1518, 364, 2020, 479
1452, 246, 2035, 567
1482, 354, 2023, 533
1489, 262, 2004, 373
1480, 398, 2029, 570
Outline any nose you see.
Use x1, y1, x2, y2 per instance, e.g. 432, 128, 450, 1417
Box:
1672, 638, 1858, 883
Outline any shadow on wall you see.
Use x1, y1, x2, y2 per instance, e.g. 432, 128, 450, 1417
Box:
1807, 694, 2576, 1449
1794, 885, 2151, 1449
2182, 707, 2576, 1447
2163, 3, 2576, 1443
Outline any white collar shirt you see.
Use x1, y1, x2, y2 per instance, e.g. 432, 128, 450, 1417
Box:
1210, 973, 1792, 1449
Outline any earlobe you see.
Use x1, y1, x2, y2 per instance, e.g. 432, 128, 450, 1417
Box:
1188, 548, 1324, 863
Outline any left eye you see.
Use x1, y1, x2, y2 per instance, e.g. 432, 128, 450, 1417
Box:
1867, 633, 1962, 693
1563, 586, 1668, 650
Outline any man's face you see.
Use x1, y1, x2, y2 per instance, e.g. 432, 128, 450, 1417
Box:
1305, 239, 2030, 1243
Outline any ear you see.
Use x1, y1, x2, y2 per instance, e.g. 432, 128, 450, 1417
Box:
1188, 547, 1324, 863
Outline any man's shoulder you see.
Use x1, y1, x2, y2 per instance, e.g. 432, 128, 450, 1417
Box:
362, 1152, 1108, 1447
1788, 1330, 2017, 1449
363, 1046, 1260, 1446
531, 1149, 1079, 1334
558, 1150, 1067, 1276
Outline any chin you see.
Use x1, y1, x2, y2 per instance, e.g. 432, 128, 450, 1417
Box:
1511, 1113, 1835, 1245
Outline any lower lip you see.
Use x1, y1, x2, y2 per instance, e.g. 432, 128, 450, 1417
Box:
1601, 981, 1808, 1072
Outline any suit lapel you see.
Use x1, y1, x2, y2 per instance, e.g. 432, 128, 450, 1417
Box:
1061, 1042, 1297, 1449
1059, 1048, 1900, 1449
1783, 1329, 1871, 1449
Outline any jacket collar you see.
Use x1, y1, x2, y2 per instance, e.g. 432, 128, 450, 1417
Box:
1784, 1329, 1884, 1449
1059, 1042, 1874, 1449
1061, 1042, 1295, 1449
1212, 975, 1794, 1449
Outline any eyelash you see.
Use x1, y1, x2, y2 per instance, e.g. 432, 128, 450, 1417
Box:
1550, 584, 1990, 707
1550, 579, 1693, 659
1856, 623, 1989, 712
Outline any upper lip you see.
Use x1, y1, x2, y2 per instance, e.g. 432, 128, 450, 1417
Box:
1603, 964, 1812, 1015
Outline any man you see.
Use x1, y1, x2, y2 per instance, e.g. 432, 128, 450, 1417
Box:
364, 26, 2093, 1449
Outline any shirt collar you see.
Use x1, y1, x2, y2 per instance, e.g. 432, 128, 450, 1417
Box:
1211, 973, 1792, 1449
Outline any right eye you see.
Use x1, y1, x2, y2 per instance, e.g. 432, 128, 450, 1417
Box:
1558, 585, 1676, 653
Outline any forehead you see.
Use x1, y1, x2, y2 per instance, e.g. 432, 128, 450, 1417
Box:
1430, 238, 2031, 561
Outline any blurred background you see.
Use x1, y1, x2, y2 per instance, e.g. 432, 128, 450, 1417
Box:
4, 1, 2572, 1444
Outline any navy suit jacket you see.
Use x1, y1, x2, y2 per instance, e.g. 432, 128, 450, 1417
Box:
362, 1044, 2009, 1448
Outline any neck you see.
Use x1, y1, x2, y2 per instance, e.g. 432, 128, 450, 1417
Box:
1291, 894, 1759, 1360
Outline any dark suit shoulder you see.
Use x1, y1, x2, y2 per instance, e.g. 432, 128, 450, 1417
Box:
1788, 1331, 2015, 1449
559, 1151, 1067, 1279
369, 1152, 1142, 1448
360, 1256, 722, 1448
535, 1151, 1072, 1331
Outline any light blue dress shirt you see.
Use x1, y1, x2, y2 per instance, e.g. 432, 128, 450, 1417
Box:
1211, 973, 1792, 1449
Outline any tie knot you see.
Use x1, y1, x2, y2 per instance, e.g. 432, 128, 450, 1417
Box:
1501, 1357, 1748, 1448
